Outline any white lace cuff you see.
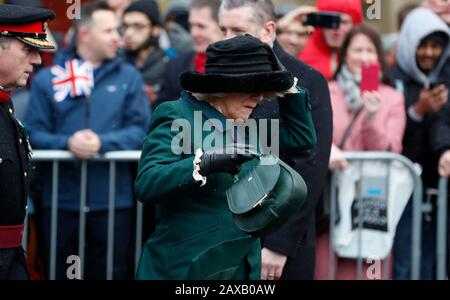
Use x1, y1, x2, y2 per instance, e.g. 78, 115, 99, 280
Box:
192, 148, 207, 187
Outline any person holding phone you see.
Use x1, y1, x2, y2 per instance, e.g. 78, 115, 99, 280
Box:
392, 7, 450, 280
299, 0, 363, 80
327, 26, 405, 172
276, 5, 316, 56
314, 25, 406, 280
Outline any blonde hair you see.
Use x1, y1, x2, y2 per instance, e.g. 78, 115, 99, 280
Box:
191, 92, 228, 102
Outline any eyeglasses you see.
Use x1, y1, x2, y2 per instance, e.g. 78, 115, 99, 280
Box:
121, 23, 151, 32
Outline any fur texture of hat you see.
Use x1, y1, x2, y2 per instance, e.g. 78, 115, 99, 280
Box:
180, 35, 294, 93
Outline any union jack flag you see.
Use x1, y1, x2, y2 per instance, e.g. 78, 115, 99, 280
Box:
51, 59, 94, 102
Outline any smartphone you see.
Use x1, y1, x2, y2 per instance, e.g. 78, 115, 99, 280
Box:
429, 80, 447, 89
360, 63, 380, 95
303, 12, 341, 29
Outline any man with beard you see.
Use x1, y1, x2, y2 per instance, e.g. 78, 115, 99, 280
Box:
123, 0, 169, 108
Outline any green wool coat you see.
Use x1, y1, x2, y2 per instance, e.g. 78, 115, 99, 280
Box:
135, 90, 316, 280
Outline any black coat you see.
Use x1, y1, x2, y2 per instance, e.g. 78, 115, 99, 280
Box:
0, 100, 30, 226
429, 102, 450, 159
427, 58, 450, 180
392, 64, 450, 189
124, 47, 169, 98
155, 51, 195, 105
259, 42, 332, 279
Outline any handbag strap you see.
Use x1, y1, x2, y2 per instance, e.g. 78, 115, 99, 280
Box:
338, 107, 363, 149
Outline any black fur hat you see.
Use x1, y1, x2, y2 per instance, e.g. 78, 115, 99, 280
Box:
180, 35, 294, 93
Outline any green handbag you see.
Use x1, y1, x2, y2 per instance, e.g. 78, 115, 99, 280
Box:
226, 154, 308, 236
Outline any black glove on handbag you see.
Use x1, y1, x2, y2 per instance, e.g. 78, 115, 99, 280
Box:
199, 143, 254, 176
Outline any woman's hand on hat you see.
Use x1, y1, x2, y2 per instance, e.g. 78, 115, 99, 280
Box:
198, 143, 255, 176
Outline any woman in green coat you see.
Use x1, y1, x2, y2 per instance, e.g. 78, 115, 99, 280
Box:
134, 35, 316, 280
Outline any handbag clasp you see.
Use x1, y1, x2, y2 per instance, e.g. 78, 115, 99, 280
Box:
253, 193, 268, 208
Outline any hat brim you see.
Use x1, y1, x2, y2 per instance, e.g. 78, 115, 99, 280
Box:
180, 71, 294, 94
16, 36, 55, 51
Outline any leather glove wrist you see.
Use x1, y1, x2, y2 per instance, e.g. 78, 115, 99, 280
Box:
199, 143, 254, 176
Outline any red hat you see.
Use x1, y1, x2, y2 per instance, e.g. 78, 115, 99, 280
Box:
317, 0, 364, 25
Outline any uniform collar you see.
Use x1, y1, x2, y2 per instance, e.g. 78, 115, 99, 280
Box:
0, 87, 11, 103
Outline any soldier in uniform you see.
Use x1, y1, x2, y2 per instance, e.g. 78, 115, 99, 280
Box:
0, 3, 55, 280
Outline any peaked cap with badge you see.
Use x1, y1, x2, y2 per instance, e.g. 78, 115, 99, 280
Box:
0, 3, 55, 50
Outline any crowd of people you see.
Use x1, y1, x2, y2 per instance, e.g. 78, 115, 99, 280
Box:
1, 0, 450, 280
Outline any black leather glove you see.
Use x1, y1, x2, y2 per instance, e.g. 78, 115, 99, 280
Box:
199, 143, 254, 176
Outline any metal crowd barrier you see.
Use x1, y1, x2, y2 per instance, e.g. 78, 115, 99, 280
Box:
328, 152, 423, 280
437, 178, 448, 280
23, 151, 448, 280
28, 150, 142, 280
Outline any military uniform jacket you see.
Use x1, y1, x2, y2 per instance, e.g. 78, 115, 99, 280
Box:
0, 100, 29, 226
134, 90, 316, 280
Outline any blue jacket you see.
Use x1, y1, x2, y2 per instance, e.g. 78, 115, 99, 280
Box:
24, 48, 151, 211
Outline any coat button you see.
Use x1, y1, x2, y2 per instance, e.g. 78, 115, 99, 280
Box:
84, 206, 90, 213
19, 138, 23, 144
0, 158, 2, 164
24, 172, 27, 177
8, 108, 13, 114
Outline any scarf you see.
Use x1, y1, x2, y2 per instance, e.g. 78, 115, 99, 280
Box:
194, 52, 207, 73
337, 64, 363, 111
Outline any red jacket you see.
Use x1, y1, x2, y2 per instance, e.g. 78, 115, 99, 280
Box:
299, 0, 363, 80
